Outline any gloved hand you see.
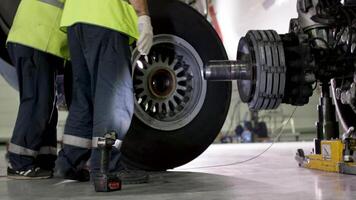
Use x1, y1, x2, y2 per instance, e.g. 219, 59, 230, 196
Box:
137, 15, 153, 56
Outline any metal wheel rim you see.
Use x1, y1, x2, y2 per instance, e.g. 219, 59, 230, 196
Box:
132, 34, 207, 131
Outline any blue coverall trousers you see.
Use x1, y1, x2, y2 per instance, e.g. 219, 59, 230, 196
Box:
7, 43, 61, 171
56, 23, 134, 175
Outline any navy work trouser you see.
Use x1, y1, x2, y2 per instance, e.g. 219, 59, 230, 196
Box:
56, 23, 134, 174
7, 43, 61, 171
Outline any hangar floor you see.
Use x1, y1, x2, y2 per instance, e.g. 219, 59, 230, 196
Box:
0, 142, 355, 200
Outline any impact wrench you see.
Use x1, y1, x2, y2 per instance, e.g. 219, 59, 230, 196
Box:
93, 132, 122, 192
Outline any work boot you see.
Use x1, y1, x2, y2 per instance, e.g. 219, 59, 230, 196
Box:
7, 167, 53, 180
54, 168, 90, 182
54, 157, 90, 182
65, 168, 90, 182
117, 169, 149, 184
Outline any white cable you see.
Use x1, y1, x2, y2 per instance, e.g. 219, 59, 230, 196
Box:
178, 107, 298, 170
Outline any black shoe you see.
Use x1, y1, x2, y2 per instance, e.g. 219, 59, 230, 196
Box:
7, 167, 53, 180
117, 169, 149, 184
65, 169, 90, 182
54, 167, 90, 182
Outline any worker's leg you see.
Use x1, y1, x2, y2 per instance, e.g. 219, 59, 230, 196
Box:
33, 53, 60, 171
91, 30, 134, 172
74, 24, 134, 173
55, 26, 93, 179
35, 108, 58, 170
7, 43, 60, 171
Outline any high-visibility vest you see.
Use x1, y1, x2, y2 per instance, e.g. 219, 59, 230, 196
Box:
7, 0, 69, 59
60, 0, 139, 44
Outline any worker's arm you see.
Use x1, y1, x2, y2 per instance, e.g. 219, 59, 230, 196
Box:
129, 0, 149, 16
129, 0, 153, 55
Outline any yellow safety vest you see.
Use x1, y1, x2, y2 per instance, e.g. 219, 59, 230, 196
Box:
60, 0, 139, 44
7, 0, 69, 59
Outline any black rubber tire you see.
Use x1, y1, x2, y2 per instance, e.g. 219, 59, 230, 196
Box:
121, 0, 232, 170
0, 24, 11, 64
0, 0, 20, 28
0, 0, 19, 64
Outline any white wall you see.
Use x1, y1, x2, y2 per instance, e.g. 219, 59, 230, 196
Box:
215, 0, 297, 59
0, 74, 67, 141
0, 75, 18, 140
0, 0, 319, 141
214, 0, 319, 136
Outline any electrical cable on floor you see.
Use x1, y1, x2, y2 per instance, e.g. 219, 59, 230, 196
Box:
178, 106, 298, 170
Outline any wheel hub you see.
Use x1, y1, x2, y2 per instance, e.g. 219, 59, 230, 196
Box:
132, 34, 207, 131
148, 68, 177, 99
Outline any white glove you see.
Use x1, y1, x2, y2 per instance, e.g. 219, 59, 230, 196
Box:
137, 15, 153, 56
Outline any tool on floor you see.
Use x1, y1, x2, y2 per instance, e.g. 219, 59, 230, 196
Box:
295, 80, 356, 175
296, 139, 356, 174
93, 132, 122, 192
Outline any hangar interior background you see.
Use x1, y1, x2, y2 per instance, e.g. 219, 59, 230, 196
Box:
0, 0, 320, 143
2, 1, 356, 199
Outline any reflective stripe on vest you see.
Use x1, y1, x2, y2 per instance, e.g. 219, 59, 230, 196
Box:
62, 134, 92, 149
38, 0, 64, 9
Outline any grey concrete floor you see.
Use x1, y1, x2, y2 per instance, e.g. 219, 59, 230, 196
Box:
0, 142, 356, 200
